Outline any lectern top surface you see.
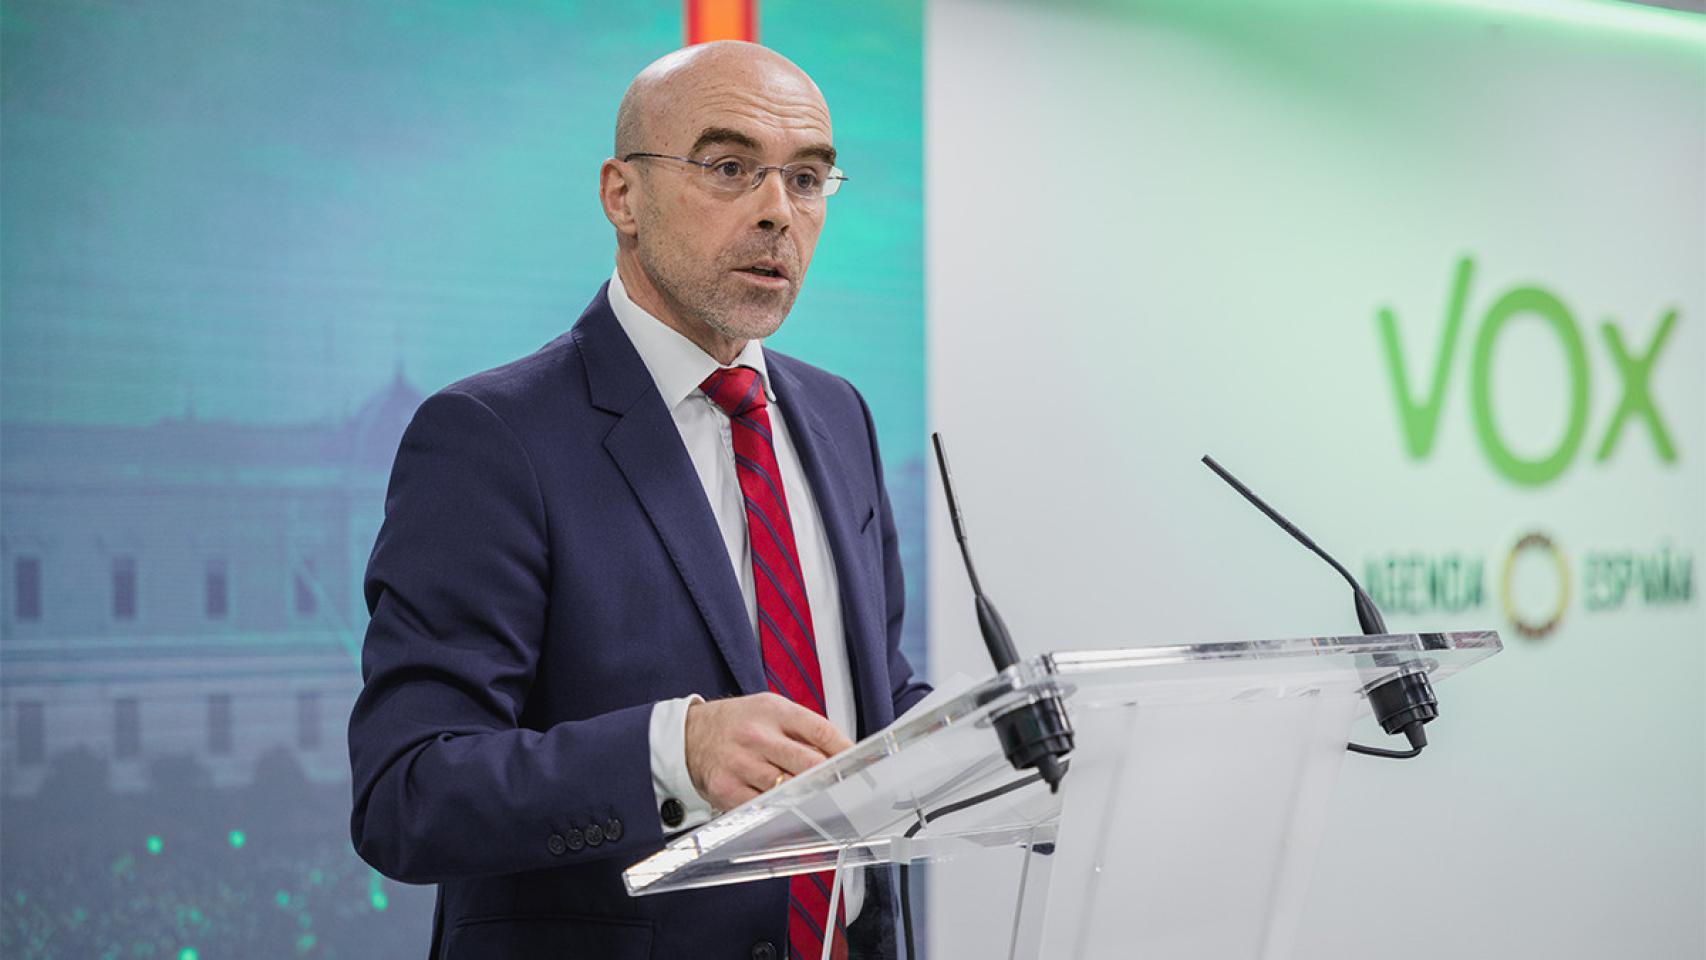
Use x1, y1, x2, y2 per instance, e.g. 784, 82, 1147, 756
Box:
622, 630, 1501, 896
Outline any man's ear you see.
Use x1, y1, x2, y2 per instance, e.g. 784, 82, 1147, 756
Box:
599, 159, 639, 237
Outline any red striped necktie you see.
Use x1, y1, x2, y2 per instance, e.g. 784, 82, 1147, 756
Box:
700, 365, 848, 960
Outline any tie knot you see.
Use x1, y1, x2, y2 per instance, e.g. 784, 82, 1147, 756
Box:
699, 365, 768, 418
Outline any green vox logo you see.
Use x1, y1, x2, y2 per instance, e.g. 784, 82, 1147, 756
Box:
1377, 255, 1680, 487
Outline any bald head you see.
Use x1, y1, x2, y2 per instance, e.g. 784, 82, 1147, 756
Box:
614, 41, 827, 158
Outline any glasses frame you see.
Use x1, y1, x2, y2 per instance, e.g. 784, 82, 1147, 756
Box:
622, 152, 848, 200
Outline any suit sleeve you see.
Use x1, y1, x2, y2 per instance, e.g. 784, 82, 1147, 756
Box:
852, 387, 932, 718
348, 390, 662, 884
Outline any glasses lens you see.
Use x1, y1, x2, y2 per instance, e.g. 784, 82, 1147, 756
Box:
701, 155, 758, 192
781, 162, 831, 199
822, 168, 845, 198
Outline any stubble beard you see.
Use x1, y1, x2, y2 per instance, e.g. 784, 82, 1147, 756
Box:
638, 234, 798, 347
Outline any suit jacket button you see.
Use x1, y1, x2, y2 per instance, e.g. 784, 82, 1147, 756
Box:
547, 833, 567, 856
564, 828, 585, 852
605, 817, 624, 842
660, 798, 685, 828
751, 941, 778, 960
584, 823, 605, 847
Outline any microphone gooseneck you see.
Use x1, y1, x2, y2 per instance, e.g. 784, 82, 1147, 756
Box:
932, 433, 1073, 790
1199, 454, 1439, 760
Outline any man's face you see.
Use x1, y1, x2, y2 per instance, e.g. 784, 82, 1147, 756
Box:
628, 72, 833, 344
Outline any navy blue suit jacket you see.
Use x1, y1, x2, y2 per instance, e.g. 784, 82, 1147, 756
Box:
348, 285, 929, 959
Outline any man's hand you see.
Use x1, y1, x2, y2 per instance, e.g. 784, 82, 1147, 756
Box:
684, 693, 853, 811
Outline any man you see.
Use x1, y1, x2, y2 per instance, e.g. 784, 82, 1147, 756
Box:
348, 41, 929, 959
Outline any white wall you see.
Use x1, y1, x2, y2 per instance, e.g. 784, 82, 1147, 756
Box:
926, 0, 1706, 956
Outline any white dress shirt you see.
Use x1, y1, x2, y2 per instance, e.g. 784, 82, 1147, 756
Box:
608, 267, 865, 917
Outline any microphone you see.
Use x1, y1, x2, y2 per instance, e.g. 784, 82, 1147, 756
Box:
932, 433, 1073, 791
1200, 455, 1438, 759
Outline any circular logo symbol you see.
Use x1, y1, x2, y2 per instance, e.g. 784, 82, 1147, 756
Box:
1500, 531, 1570, 640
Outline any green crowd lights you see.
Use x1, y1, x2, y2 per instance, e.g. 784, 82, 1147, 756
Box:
368, 867, 389, 910
228, 829, 246, 849
178, 949, 198, 960
146, 835, 164, 855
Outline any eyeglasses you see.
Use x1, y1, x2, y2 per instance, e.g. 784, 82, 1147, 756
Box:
623, 152, 847, 200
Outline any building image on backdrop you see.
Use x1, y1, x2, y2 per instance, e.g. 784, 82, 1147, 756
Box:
2, 370, 423, 799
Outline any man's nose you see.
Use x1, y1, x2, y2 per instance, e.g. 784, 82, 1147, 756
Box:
750, 169, 793, 233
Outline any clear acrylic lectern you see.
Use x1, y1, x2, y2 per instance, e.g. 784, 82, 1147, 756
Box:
623, 631, 1501, 959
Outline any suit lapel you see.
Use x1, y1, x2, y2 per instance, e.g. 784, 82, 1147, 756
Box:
573, 288, 765, 696
767, 356, 887, 738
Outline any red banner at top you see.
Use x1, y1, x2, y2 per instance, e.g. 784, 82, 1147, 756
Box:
686, 0, 757, 44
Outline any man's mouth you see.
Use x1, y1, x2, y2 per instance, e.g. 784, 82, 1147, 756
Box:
735, 260, 790, 283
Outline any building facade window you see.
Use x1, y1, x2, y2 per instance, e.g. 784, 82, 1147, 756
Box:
205, 558, 229, 620
17, 702, 45, 766
115, 698, 142, 760
296, 691, 321, 750
293, 557, 318, 617
14, 557, 41, 622
207, 693, 232, 756
112, 555, 138, 621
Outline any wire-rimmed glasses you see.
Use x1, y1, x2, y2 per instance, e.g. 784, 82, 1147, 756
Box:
623, 152, 847, 200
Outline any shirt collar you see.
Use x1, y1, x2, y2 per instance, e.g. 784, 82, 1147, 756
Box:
607, 266, 775, 409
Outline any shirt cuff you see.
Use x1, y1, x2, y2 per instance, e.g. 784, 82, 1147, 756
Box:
649, 694, 715, 832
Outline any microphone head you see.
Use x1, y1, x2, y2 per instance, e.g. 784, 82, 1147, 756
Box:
1354, 589, 1388, 635
975, 594, 1020, 671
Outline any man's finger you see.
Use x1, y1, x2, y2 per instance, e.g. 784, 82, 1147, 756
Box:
777, 701, 853, 755
763, 733, 831, 776
739, 759, 791, 795
721, 783, 760, 809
